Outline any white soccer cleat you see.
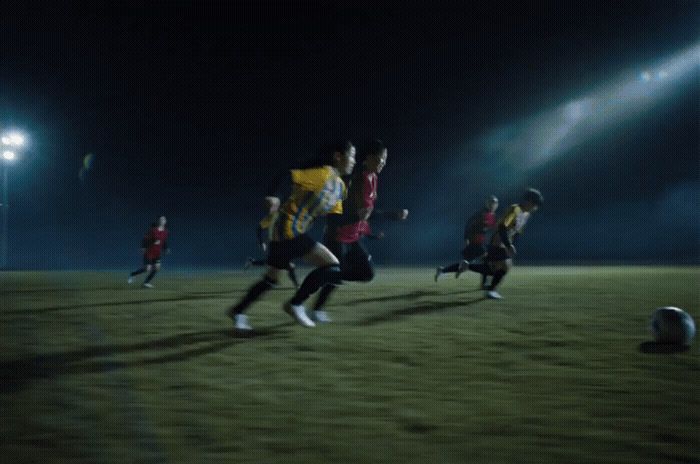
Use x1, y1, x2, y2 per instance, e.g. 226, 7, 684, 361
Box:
455, 260, 469, 278
486, 290, 503, 299
434, 267, 443, 282
127, 276, 134, 284
311, 310, 332, 323
233, 314, 253, 331
142, 283, 154, 289
284, 302, 316, 328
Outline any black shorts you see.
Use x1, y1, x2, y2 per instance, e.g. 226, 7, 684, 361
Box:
462, 243, 487, 261
267, 234, 317, 270
143, 255, 161, 266
325, 238, 374, 282
485, 246, 510, 263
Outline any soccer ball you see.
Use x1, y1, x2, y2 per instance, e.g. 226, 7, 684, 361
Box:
650, 307, 696, 346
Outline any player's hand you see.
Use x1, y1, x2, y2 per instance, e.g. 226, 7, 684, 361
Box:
264, 196, 280, 212
261, 242, 268, 252
506, 245, 516, 257
399, 209, 409, 220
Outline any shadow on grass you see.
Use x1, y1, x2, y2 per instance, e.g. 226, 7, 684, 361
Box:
0, 325, 289, 393
356, 297, 487, 326
638, 341, 690, 354
344, 288, 481, 306
5, 294, 243, 315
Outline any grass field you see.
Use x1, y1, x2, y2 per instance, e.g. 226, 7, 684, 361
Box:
0, 267, 698, 464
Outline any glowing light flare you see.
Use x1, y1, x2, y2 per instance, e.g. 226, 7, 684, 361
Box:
477, 42, 700, 171
2, 151, 16, 161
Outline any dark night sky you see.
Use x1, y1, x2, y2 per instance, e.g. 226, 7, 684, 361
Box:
0, 1, 698, 268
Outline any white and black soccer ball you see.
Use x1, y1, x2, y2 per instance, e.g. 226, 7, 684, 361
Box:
650, 307, 696, 346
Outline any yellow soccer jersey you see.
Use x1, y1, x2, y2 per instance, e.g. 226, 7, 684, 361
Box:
272, 166, 346, 240
491, 204, 530, 247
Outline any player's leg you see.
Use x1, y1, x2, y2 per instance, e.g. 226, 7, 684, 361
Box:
143, 261, 160, 287
285, 242, 341, 327
287, 262, 300, 289
486, 259, 511, 299
129, 256, 149, 283
228, 266, 282, 330
311, 239, 346, 323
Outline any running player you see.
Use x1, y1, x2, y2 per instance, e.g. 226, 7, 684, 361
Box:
311, 140, 408, 322
467, 188, 543, 299
244, 210, 300, 289
435, 195, 498, 286
128, 216, 169, 288
227, 141, 356, 330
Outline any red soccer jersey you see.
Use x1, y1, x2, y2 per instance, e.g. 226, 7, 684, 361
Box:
466, 210, 497, 245
144, 227, 168, 259
335, 171, 377, 244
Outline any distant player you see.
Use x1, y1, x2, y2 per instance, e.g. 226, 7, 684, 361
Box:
227, 141, 356, 330
435, 195, 498, 286
467, 188, 543, 299
311, 140, 409, 322
244, 210, 300, 289
128, 216, 169, 288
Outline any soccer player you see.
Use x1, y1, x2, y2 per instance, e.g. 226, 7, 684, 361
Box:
435, 195, 498, 285
467, 188, 543, 299
128, 216, 169, 288
311, 140, 409, 323
244, 210, 300, 289
227, 141, 356, 330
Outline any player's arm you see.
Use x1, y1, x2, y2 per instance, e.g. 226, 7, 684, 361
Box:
371, 209, 409, 220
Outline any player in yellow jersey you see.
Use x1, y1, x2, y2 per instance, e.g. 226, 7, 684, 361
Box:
227, 141, 356, 330
244, 210, 300, 289
465, 188, 543, 299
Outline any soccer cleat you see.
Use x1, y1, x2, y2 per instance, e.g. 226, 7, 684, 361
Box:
142, 283, 154, 289
233, 314, 253, 331
128, 276, 134, 284
486, 290, 503, 299
284, 302, 316, 328
311, 310, 332, 323
244, 257, 254, 270
434, 267, 443, 282
455, 260, 469, 278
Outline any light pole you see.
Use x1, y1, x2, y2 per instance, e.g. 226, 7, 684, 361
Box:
1, 132, 25, 269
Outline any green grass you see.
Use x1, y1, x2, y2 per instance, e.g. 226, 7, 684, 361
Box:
1, 267, 698, 464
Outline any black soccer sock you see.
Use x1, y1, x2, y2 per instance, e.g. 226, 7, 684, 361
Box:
481, 273, 488, 288
313, 284, 336, 311
130, 267, 146, 277
489, 270, 507, 290
468, 263, 492, 276
290, 265, 342, 306
144, 269, 158, 284
288, 267, 300, 289
231, 276, 276, 315
442, 263, 460, 273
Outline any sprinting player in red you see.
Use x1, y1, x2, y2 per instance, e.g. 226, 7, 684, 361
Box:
128, 216, 169, 288
244, 210, 300, 289
310, 140, 409, 323
227, 141, 356, 331
466, 188, 543, 299
435, 195, 498, 288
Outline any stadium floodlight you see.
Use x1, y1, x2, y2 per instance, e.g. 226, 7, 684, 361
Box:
7, 133, 24, 146
0, 130, 28, 269
476, 42, 700, 172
